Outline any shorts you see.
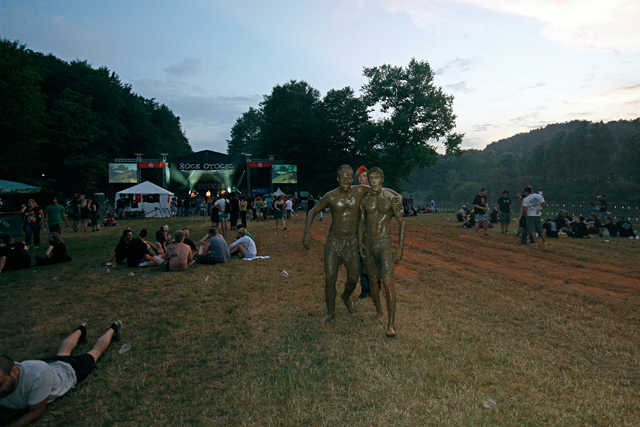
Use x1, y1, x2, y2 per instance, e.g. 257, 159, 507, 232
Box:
43, 354, 96, 384
363, 236, 394, 279
526, 216, 543, 235
49, 224, 62, 234
324, 233, 359, 265
219, 213, 229, 221
499, 212, 511, 225
275, 211, 284, 219
475, 213, 490, 223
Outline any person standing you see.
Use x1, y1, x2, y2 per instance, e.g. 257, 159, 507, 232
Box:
597, 194, 608, 222
472, 188, 490, 237
359, 167, 405, 337
215, 196, 229, 237
44, 198, 69, 235
303, 165, 373, 323
21, 199, 43, 249
285, 197, 293, 220
496, 190, 512, 234
230, 193, 240, 230
274, 196, 286, 230
239, 197, 248, 225
355, 165, 371, 299
522, 185, 547, 246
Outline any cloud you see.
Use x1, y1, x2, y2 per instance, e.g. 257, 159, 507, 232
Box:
445, 81, 472, 93
518, 82, 546, 90
164, 57, 203, 78
453, 0, 640, 52
436, 57, 474, 75
472, 123, 498, 132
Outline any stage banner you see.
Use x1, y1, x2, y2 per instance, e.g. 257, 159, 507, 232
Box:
137, 162, 166, 169
248, 161, 272, 168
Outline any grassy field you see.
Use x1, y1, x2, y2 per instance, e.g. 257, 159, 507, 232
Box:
1, 213, 639, 426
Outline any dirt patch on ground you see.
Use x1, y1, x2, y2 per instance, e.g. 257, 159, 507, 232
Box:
400, 228, 640, 304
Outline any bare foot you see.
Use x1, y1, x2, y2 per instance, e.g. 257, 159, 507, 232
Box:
386, 328, 397, 337
319, 315, 335, 323
342, 295, 355, 313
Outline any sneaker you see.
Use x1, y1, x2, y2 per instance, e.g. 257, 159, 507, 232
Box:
358, 290, 369, 299
110, 320, 123, 343
505, 231, 509, 235
77, 322, 88, 344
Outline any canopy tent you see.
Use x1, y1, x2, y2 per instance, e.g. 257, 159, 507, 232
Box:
271, 188, 286, 197
0, 179, 41, 194
116, 181, 174, 218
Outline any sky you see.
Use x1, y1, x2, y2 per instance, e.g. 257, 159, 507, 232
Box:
1, 0, 639, 154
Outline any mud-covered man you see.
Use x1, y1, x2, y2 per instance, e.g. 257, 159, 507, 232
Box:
303, 165, 372, 323
358, 167, 405, 337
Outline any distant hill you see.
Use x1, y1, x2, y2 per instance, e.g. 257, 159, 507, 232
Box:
483, 119, 638, 156
406, 118, 640, 203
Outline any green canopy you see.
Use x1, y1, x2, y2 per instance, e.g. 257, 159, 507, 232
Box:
0, 179, 41, 194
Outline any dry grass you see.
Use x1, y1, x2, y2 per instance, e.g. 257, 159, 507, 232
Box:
1, 213, 639, 426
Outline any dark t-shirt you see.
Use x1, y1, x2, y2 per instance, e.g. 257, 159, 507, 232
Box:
0, 243, 31, 270
23, 207, 43, 225
307, 199, 315, 212
472, 194, 486, 215
183, 238, 197, 253
616, 221, 634, 237
127, 238, 149, 267
114, 239, 129, 264
50, 242, 68, 263
599, 199, 608, 212
496, 197, 511, 213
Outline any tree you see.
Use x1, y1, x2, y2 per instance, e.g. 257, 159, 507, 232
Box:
258, 80, 329, 193
361, 58, 462, 190
227, 107, 264, 156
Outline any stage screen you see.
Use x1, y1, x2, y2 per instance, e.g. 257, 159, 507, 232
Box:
271, 164, 297, 184
109, 163, 138, 184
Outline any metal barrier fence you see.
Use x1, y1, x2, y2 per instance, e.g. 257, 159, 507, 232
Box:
433, 200, 640, 221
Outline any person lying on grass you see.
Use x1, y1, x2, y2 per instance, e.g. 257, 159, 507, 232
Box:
0, 321, 123, 427
229, 228, 257, 259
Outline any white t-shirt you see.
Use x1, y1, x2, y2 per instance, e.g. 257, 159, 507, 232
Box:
0, 361, 76, 409
285, 200, 293, 210
214, 198, 226, 213
229, 236, 257, 259
523, 193, 545, 217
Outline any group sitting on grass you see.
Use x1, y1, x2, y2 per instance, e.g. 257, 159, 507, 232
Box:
105, 223, 259, 272
1, 233, 72, 274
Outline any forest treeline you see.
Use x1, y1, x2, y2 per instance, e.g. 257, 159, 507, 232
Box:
406, 119, 640, 203
227, 59, 462, 195
0, 39, 192, 194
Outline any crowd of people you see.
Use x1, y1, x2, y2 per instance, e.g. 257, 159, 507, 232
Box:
105, 221, 260, 272
457, 189, 637, 243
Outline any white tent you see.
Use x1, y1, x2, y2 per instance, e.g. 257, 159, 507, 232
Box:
116, 181, 174, 218
271, 188, 286, 197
